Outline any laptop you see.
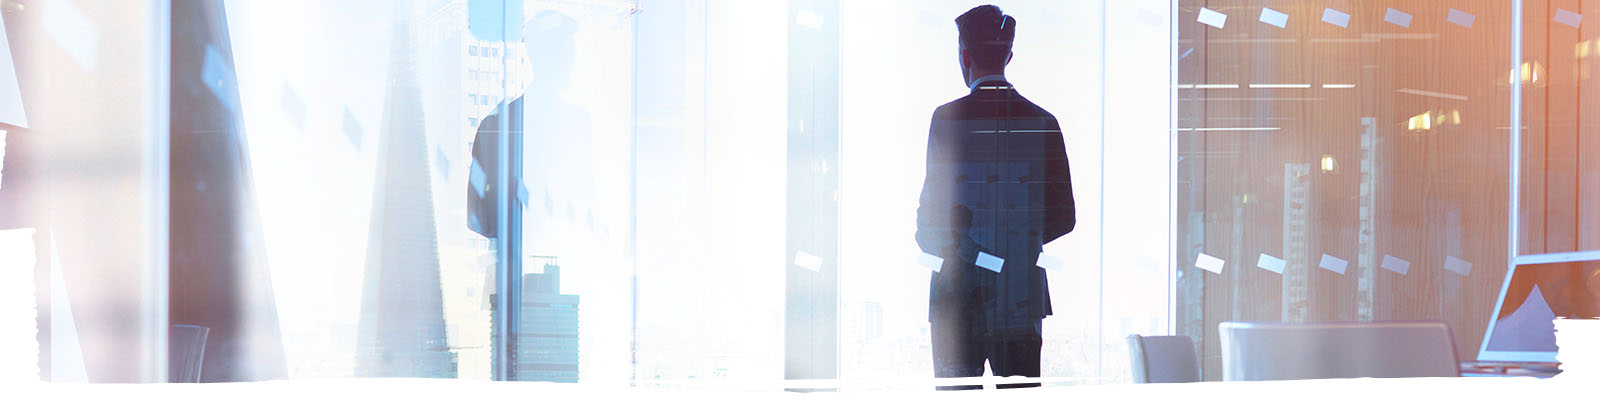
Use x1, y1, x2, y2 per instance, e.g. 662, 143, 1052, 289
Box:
1476, 257, 1600, 367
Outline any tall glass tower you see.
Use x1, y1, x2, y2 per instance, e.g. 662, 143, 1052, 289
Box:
355, 20, 458, 378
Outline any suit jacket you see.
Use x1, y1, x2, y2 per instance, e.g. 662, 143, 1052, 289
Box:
916, 80, 1075, 327
468, 97, 523, 238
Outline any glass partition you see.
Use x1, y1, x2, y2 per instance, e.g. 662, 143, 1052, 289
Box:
1176, 1, 1513, 380
1517, 1, 1600, 258
1505, 0, 1600, 364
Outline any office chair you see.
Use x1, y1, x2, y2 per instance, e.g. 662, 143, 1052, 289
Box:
1128, 334, 1201, 383
1218, 321, 1460, 381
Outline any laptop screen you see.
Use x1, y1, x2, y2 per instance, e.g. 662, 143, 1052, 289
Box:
1481, 260, 1600, 357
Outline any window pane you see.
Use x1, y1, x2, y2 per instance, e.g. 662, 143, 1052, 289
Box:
215, 0, 503, 379
513, 3, 638, 383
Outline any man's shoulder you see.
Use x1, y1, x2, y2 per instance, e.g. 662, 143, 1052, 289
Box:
930, 96, 969, 121
1006, 91, 1058, 122
932, 90, 1060, 124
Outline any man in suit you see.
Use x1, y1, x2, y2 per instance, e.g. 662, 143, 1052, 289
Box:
916, 4, 1076, 390
468, 10, 595, 243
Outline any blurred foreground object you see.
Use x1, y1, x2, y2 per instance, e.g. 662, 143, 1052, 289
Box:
1554, 318, 1599, 379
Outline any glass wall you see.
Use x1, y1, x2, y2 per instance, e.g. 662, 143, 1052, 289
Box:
1175, 1, 1514, 380
1519, 1, 1600, 258
1504, 0, 1600, 355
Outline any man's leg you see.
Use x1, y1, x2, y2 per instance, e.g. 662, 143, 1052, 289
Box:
991, 319, 1043, 389
930, 310, 984, 390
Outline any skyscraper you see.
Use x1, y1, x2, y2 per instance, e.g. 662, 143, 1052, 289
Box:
516, 259, 579, 382
355, 20, 457, 378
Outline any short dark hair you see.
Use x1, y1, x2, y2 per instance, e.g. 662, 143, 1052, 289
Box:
956, 5, 1016, 69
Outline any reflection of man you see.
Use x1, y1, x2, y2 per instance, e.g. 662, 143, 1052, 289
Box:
916, 5, 1075, 390
469, 10, 596, 249
517, 10, 597, 257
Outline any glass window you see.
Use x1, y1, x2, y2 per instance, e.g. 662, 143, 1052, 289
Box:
512, 3, 638, 383
211, 1, 503, 379
0, 0, 1307, 388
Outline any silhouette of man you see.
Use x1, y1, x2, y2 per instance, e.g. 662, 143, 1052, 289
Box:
916, 5, 1075, 390
469, 10, 596, 247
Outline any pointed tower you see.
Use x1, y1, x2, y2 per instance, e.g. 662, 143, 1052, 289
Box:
354, 20, 457, 378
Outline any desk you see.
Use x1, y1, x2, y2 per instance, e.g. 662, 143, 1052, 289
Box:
1459, 361, 1562, 378
10, 376, 1568, 400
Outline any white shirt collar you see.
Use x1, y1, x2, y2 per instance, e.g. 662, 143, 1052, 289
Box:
968, 74, 1009, 91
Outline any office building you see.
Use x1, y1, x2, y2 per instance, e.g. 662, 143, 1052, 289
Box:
354, 20, 457, 379
515, 261, 579, 383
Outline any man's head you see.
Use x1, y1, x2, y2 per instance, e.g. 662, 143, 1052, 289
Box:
524, 10, 578, 92
955, 5, 1015, 86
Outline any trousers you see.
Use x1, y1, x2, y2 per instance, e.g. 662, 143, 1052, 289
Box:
931, 311, 1043, 390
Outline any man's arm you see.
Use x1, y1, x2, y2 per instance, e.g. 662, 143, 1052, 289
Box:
916, 118, 981, 265
1042, 120, 1076, 245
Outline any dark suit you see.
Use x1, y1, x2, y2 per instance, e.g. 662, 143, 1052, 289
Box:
916, 79, 1075, 389
468, 97, 523, 238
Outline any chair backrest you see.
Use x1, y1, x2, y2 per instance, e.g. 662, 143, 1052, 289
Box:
169, 324, 210, 383
1218, 321, 1460, 381
1128, 334, 1201, 383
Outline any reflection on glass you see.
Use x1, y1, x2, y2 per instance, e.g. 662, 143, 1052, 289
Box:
354, 19, 456, 379
508, 4, 636, 383
515, 258, 579, 382
1487, 261, 1600, 353
1518, 2, 1600, 255
171, 0, 288, 382
223, 0, 497, 379
1176, 1, 1512, 381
